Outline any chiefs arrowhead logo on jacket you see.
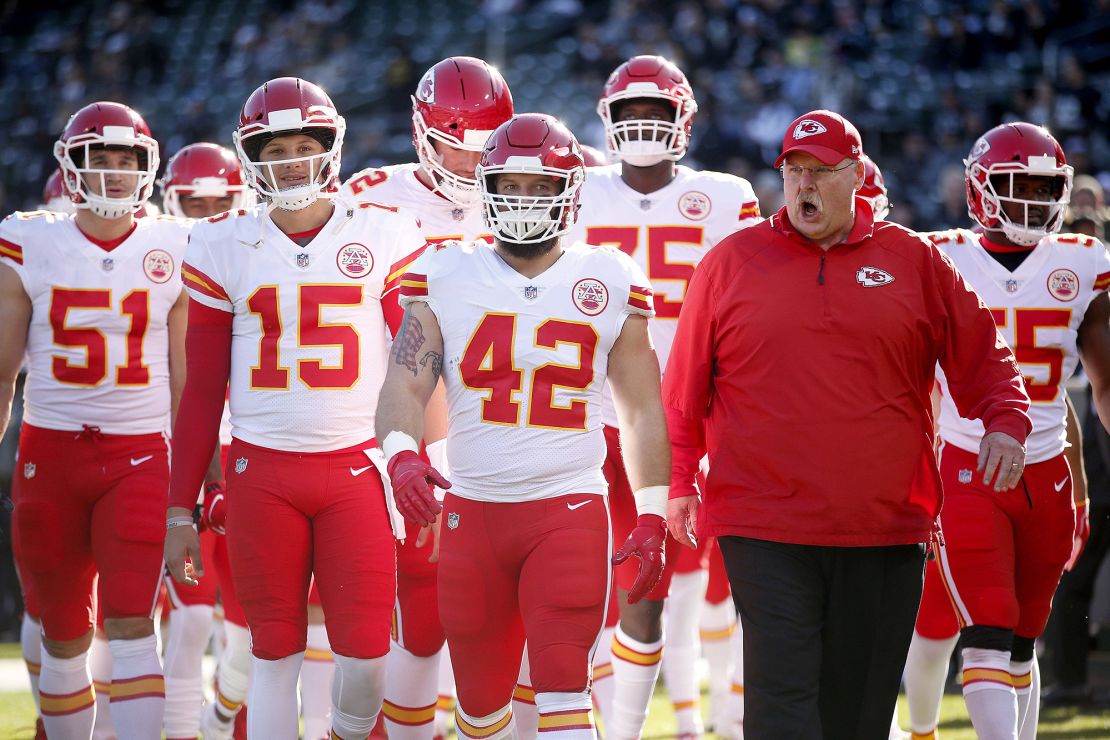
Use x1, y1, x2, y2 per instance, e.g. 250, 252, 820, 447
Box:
856, 266, 895, 287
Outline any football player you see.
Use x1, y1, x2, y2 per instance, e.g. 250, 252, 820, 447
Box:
0, 101, 190, 739
339, 55, 513, 740
164, 76, 429, 740
157, 141, 253, 740
903, 123, 1110, 740
376, 113, 670, 740
563, 54, 761, 740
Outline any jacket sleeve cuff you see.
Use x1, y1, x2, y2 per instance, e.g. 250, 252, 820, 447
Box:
984, 411, 1032, 445
666, 404, 704, 500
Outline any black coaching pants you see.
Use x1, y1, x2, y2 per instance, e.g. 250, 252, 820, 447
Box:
719, 536, 926, 740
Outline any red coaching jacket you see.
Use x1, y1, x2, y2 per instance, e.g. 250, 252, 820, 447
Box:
663, 203, 1031, 547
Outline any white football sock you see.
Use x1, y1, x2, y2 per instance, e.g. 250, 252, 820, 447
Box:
39, 649, 96, 739
456, 703, 514, 740
331, 653, 386, 739
590, 625, 615, 728
662, 571, 708, 736
700, 599, 737, 733
90, 632, 115, 740
302, 623, 336, 739
1013, 654, 1038, 740
249, 652, 304, 740
608, 624, 663, 740
382, 641, 440, 740
904, 631, 957, 736
163, 603, 214, 739
436, 648, 457, 737
513, 650, 538, 740
109, 634, 165, 740
961, 647, 1017, 740
214, 620, 251, 721
21, 614, 42, 714
536, 690, 595, 739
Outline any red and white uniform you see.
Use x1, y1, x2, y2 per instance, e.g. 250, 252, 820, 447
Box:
0, 210, 188, 640
399, 239, 653, 714
176, 199, 427, 660
917, 228, 1110, 639
342, 164, 492, 245
565, 163, 760, 598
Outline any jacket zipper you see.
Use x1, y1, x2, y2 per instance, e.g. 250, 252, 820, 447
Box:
817, 254, 826, 285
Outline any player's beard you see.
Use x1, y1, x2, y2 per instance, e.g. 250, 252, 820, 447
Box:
497, 236, 560, 260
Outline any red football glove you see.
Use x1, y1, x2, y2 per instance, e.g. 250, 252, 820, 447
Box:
202, 481, 227, 535
387, 450, 449, 526
1066, 501, 1090, 572
612, 514, 666, 604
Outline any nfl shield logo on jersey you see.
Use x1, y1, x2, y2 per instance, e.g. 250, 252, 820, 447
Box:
523, 285, 539, 301
235, 457, 248, 474
958, 468, 973, 484
101, 257, 114, 272
297, 253, 310, 269
23, 462, 35, 479
1005, 279, 1020, 293
447, 512, 460, 530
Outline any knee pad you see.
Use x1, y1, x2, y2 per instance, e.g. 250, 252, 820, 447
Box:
1011, 635, 1035, 663
960, 625, 1013, 652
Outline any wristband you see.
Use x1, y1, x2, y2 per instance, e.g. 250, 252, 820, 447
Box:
167, 516, 195, 530
382, 430, 420, 461
633, 485, 669, 519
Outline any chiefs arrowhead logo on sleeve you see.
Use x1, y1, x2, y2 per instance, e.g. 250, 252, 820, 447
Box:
855, 266, 895, 288
793, 119, 828, 140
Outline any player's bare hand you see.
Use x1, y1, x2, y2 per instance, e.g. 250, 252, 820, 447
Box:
202, 480, 227, 535
165, 510, 203, 586
415, 512, 442, 563
613, 514, 666, 604
977, 431, 1026, 492
388, 450, 448, 526
667, 495, 699, 549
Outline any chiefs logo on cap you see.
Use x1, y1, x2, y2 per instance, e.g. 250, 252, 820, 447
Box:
793, 119, 828, 140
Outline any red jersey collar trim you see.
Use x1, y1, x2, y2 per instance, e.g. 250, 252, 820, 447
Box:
285, 224, 326, 242
770, 196, 875, 248
978, 233, 1035, 253
76, 221, 138, 253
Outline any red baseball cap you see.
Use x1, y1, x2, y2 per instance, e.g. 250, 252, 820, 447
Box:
774, 110, 863, 168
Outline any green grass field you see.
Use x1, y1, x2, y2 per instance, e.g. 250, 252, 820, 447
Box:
1, 665, 1107, 739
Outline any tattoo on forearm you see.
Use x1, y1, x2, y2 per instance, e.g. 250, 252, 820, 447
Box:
392, 311, 426, 376
420, 351, 443, 379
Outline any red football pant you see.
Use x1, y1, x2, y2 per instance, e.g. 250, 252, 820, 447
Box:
914, 555, 960, 639
394, 519, 444, 656
12, 424, 168, 641
604, 425, 680, 599
438, 492, 611, 717
224, 439, 395, 660
934, 441, 1074, 637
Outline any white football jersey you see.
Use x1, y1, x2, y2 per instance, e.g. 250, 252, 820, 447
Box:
183, 198, 427, 452
565, 164, 760, 425
931, 228, 1110, 462
400, 241, 654, 502
0, 211, 188, 434
340, 163, 492, 245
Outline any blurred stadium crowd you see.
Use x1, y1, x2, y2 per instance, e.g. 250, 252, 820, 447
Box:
0, 0, 1109, 635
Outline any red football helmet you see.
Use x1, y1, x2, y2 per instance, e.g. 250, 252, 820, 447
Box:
476, 113, 585, 244
412, 56, 515, 206
597, 55, 697, 166
41, 169, 75, 213
53, 101, 160, 219
858, 155, 890, 220
580, 144, 609, 167
160, 143, 250, 217
965, 122, 1072, 246
233, 77, 345, 211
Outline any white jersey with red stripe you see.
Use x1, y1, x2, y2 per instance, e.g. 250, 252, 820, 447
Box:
399, 240, 654, 502
930, 228, 1110, 462
340, 163, 492, 246
0, 210, 188, 434
183, 198, 427, 453
565, 163, 760, 426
